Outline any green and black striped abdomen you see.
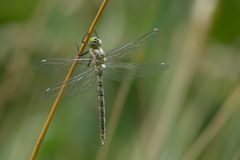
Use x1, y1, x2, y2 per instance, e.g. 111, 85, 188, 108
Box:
97, 75, 105, 145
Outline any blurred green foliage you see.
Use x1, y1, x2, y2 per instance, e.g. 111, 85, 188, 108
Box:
0, 0, 38, 23
0, 0, 239, 160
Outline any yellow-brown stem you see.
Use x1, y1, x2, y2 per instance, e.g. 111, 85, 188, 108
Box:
29, 0, 109, 159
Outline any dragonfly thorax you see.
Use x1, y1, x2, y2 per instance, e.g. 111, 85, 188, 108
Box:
90, 47, 106, 68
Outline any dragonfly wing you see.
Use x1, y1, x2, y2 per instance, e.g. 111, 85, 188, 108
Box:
103, 61, 169, 81
38, 58, 92, 74
43, 68, 96, 97
106, 28, 161, 59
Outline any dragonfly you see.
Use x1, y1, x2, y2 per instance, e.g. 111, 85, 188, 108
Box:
40, 27, 169, 146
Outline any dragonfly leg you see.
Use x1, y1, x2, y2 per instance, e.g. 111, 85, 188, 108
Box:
79, 50, 89, 56
82, 30, 99, 44
82, 33, 91, 46
87, 59, 92, 67
82, 33, 87, 43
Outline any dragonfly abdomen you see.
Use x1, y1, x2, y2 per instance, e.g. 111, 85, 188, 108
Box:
97, 75, 106, 145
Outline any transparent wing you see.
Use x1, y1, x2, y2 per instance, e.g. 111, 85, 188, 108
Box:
106, 28, 161, 59
103, 61, 169, 81
43, 68, 96, 97
38, 58, 92, 74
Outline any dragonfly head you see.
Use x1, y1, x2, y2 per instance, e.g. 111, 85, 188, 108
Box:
89, 37, 102, 49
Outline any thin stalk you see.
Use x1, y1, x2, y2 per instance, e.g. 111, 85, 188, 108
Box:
145, 0, 219, 159
182, 83, 240, 160
29, 0, 109, 159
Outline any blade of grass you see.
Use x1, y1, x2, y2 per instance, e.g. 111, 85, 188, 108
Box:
144, 0, 220, 159
29, 0, 109, 159
182, 83, 240, 160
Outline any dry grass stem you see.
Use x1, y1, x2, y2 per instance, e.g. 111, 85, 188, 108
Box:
29, 0, 109, 159
182, 84, 240, 160
144, 0, 219, 159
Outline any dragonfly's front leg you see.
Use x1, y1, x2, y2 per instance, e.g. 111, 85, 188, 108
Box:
87, 55, 93, 67
80, 50, 89, 56
76, 43, 90, 57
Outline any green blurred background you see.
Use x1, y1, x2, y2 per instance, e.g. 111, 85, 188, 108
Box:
0, 0, 240, 160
